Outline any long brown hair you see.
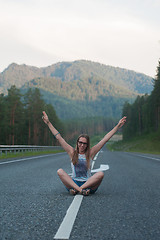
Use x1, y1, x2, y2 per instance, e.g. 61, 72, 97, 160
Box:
72, 134, 90, 169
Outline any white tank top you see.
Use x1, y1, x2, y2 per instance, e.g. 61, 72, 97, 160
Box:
71, 154, 91, 182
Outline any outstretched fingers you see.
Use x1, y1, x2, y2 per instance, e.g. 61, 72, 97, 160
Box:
42, 111, 49, 124
118, 116, 127, 128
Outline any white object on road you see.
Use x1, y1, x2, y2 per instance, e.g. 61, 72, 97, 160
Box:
91, 164, 109, 173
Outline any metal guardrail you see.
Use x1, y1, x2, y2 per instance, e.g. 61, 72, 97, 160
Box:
0, 145, 62, 156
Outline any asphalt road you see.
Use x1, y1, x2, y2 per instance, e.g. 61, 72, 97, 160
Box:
0, 149, 160, 240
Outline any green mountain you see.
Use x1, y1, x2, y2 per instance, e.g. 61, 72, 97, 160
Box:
0, 60, 153, 119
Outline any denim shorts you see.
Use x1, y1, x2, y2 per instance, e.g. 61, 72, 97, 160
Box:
71, 179, 98, 194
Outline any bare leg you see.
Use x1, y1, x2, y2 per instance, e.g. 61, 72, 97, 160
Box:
80, 171, 104, 191
57, 168, 81, 192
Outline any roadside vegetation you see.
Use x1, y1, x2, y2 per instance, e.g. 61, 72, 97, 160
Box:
0, 149, 65, 160
109, 59, 160, 156
121, 60, 160, 147
107, 132, 160, 155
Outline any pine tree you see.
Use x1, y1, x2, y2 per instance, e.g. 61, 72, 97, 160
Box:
24, 88, 45, 145
151, 60, 160, 131
6, 85, 24, 145
0, 94, 6, 144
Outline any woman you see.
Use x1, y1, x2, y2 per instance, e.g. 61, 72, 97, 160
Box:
42, 111, 126, 196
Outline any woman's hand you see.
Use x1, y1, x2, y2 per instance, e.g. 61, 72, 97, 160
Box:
117, 116, 127, 128
42, 111, 50, 124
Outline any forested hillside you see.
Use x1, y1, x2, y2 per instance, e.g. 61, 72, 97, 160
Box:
0, 60, 153, 95
21, 80, 136, 119
0, 60, 153, 120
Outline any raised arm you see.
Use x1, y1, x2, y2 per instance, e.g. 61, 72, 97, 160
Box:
42, 111, 74, 158
90, 116, 127, 159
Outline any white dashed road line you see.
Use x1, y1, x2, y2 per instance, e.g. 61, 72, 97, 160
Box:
126, 152, 160, 162
54, 195, 83, 239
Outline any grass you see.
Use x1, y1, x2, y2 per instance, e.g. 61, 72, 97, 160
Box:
0, 149, 65, 160
107, 132, 160, 155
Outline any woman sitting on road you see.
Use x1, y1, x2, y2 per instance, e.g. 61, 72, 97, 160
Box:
42, 111, 126, 196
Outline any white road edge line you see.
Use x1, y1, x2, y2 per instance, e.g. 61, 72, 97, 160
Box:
54, 151, 100, 240
0, 152, 64, 165
127, 152, 160, 162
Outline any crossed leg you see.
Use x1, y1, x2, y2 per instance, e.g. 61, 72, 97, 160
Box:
57, 168, 104, 194
57, 168, 82, 192
80, 171, 104, 191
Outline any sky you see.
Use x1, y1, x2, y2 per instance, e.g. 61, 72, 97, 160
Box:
0, 0, 160, 77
